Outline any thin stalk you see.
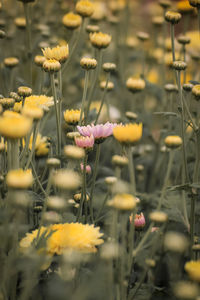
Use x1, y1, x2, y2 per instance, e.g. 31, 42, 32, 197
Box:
50, 73, 61, 156
170, 24, 176, 62
63, 19, 85, 73
79, 70, 89, 126
127, 146, 136, 194
85, 50, 102, 123
89, 144, 101, 223
20, 128, 32, 164
25, 121, 40, 170
157, 150, 175, 210
30, 161, 47, 197
132, 222, 154, 258
128, 210, 136, 273
141, 45, 145, 78
11, 139, 19, 170
177, 70, 189, 183
183, 94, 198, 131
23, 2, 32, 85
58, 68, 63, 153
95, 191, 109, 223
183, 45, 186, 84
76, 155, 88, 221
119, 215, 128, 300
94, 72, 110, 125
198, 7, 200, 37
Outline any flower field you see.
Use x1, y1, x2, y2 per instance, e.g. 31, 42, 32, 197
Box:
0, 0, 200, 299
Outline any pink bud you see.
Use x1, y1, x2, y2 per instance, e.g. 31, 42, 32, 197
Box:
134, 213, 145, 230
80, 163, 92, 174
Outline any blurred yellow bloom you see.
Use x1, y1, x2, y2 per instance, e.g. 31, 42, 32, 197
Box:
177, 0, 195, 12
35, 141, 49, 157
20, 223, 104, 255
107, 194, 137, 211
6, 169, 33, 189
0, 112, 32, 139
14, 95, 54, 112
113, 123, 143, 144
62, 12, 82, 29
185, 261, 200, 282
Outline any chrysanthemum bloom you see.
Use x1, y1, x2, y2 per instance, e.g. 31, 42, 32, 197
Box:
173, 60, 187, 71
62, 12, 82, 30
20, 223, 104, 255
14, 17, 26, 29
34, 55, 46, 67
75, 0, 94, 17
100, 81, 114, 91
43, 59, 61, 73
89, 32, 112, 49
14, 95, 54, 112
133, 213, 146, 229
165, 11, 182, 24
164, 231, 189, 253
113, 123, 143, 145
149, 211, 168, 223
136, 31, 149, 42
75, 134, 94, 149
126, 77, 145, 93
0, 113, 32, 139
6, 169, 33, 189
80, 57, 97, 70
174, 281, 199, 300
22, 105, 44, 120
74, 193, 89, 202
52, 169, 81, 190
185, 261, 200, 282
35, 141, 50, 157
86, 24, 100, 33
0, 98, 15, 109
42, 45, 69, 63
177, 0, 195, 13
18, 86, 32, 97
112, 155, 129, 167
4, 57, 19, 68
64, 145, 85, 160
64, 109, 82, 125
47, 196, 67, 211
192, 84, 200, 100
80, 163, 91, 174
164, 135, 182, 148
177, 35, 191, 45
10, 92, 21, 103
107, 193, 137, 211
77, 122, 117, 143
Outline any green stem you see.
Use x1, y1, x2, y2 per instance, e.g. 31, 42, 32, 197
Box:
76, 154, 88, 221
157, 150, 175, 210
95, 191, 109, 223
132, 222, 154, 258
94, 72, 110, 125
170, 24, 175, 62
127, 146, 136, 194
50, 73, 61, 156
23, 2, 32, 85
25, 121, 40, 170
85, 49, 102, 123
79, 70, 89, 126
11, 139, 19, 170
177, 70, 189, 183
89, 144, 101, 223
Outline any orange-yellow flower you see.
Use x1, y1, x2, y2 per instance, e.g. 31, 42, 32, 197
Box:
113, 123, 142, 144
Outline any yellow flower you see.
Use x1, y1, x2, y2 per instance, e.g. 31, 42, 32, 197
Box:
107, 193, 137, 211
62, 12, 82, 29
63, 109, 82, 125
177, 0, 195, 12
22, 105, 44, 120
113, 123, 143, 144
185, 261, 200, 282
164, 135, 182, 148
75, 0, 94, 17
89, 32, 112, 49
42, 45, 69, 63
6, 169, 33, 189
14, 95, 54, 112
20, 223, 104, 255
35, 141, 50, 157
0, 112, 32, 139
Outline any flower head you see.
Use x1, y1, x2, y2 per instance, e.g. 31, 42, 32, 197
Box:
133, 213, 146, 229
6, 169, 33, 189
185, 261, 200, 282
75, 134, 94, 149
108, 193, 137, 211
77, 122, 117, 142
0, 112, 32, 139
90, 32, 112, 49
53, 169, 81, 190
113, 123, 142, 145
75, 0, 95, 17
126, 77, 145, 93
64, 109, 81, 125
42, 45, 69, 63
164, 135, 182, 148
62, 12, 82, 29
20, 223, 104, 255
14, 95, 54, 112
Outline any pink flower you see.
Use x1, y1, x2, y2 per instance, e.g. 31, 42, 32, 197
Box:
77, 122, 118, 141
151, 227, 159, 233
80, 163, 92, 174
134, 213, 145, 230
75, 134, 94, 149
